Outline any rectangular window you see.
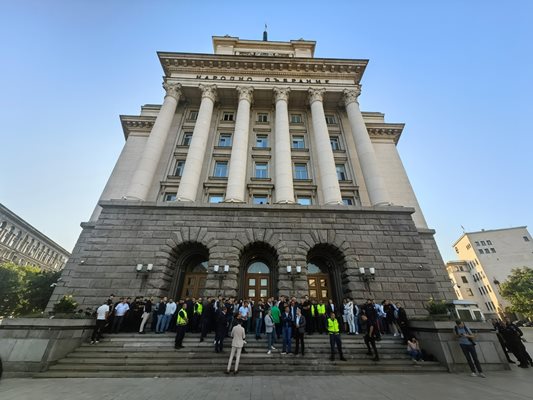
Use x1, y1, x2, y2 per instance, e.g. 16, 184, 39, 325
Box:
213, 161, 228, 178
478, 287, 483, 295
292, 136, 305, 149
461, 276, 468, 284
524, 236, 530, 242
252, 195, 268, 205
481, 240, 486, 246
222, 112, 234, 121
255, 162, 269, 179
484, 248, 490, 254
257, 113, 269, 123
189, 110, 198, 120
174, 160, 185, 177
256, 134, 269, 148
342, 198, 353, 206
466, 244, 471, 250
290, 114, 303, 124
486, 240, 492, 245
330, 136, 341, 150
297, 196, 312, 206
490, 247, 496, 253
325, 114, 337, 124
164, 192, 176, 202
209, 194, 224, 203
466, 288, 474, 296
293, 163, 308, 180
475, 241, 480, 246
336, 164, 347, 181
182, 132, 193, 146
478, 249, 484, 255
218, 133, 232, 147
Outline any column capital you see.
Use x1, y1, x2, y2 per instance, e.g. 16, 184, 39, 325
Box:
308, 88, 326, 105
236, 86, 254, 103
273, 87, 290, 102
343, 86, 362, 106
162, 81, 182, 101
199, 84, 218, 102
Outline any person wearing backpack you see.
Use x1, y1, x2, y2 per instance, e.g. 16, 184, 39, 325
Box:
454, 320, 486, 378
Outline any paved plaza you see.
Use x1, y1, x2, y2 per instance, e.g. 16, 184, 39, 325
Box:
1, 368, 532, 400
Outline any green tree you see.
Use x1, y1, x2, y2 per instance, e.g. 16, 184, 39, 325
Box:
500, 267, 533, 320
0, 262, 60, 317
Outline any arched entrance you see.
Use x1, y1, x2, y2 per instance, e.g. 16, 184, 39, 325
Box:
307, 244, 346, 305
307, 262, 332, 303
168, 242, 209, 300
239, 242, 279, 301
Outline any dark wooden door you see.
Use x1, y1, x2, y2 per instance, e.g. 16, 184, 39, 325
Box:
244, 273, 269, 301
308, 273, 331, 302
180, 273, 206, 299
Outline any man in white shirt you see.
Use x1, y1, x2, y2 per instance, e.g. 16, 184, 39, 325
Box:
112, 298, 130, 333
163, 299, 177, 332
91, 300, 110, 344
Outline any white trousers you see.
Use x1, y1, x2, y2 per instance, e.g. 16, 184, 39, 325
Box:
227, 346, 243, 372
139, 312, 150, 332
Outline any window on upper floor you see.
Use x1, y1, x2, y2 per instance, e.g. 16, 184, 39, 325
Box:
461, 276, 468, 284
330, 136, 341, 151
484, 248, 490, 254
218, 133, 232, 147
466, 244, 471, 250
486, 240, 492, 245
336, 164, 347, 181
256, 134, 269, 148
257, 113, 269, 123
297, 196, 312, 206
255, 162, 269, 179
174, 160, 185, 177
189, 110, 198, 121
213, 161, 228, 178
342, 198, 354, 206
252, 195, 268, 205
222, 112, 234, 121
325, 114, 337, 124
524, 236, 530, 242
478, 249, 484, 255
182, 132, 193, 146
209, 194, 224, 203
292, 136, 305, 149
475, 241, 480, 246
490, 248, 496, 253
294, 163, 308, 180
164, 192, 177, 202
466, 288, 474, 296
481, 240, 486, 246
290, 114, 303, 124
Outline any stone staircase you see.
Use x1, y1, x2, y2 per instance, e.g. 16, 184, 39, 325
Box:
37, 332, 447, 378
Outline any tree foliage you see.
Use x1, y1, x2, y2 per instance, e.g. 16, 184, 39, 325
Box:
0, 262, 61, 317
500, 267, 533, 320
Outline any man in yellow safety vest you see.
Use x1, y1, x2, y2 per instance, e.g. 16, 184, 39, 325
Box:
327, 311, 347, 361
174, 303, 188, 349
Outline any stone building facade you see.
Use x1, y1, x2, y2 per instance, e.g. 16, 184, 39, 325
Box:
0, 203, 70, 271
48, 35, 453, 314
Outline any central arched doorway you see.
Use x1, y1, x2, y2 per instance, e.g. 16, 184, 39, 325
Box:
307, 262, 332, 303
307, 244, 346, 305
239, 242, 279, 301
244, 261, 270, 301
169, 242, 209, 300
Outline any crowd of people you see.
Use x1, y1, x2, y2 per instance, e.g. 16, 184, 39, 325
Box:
89, 294, 417, 369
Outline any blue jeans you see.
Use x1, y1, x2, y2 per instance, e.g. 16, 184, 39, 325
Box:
354, 315, 360, 333
156, 314, 169, 333
266, 332, 274, 350
408, 349, 422, 361
282, 326, 292, 353
255, 317, 263, 338
460, 343, 483, 373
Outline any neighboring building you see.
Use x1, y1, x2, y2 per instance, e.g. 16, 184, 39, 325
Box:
447, 226, 533, 319
48, 33, 453, 313
0, 203, 70, 271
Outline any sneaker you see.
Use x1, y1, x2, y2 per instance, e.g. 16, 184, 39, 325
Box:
267, 350, 271, 355
478, 373, 486, 378
271, 346, 276, 350
90, 341, 95, 344
281, 352, 287, 355
95, 341, 99, 344
470, 373, 477, 377
355, 332, 359, 335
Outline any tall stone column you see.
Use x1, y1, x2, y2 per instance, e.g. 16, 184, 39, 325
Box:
308, 88, 343, 205
176, 84, 217, 202
126, 82, 182, 201
273, 87, 295, 204
225, 86, 253, 203
344, 87, 390, 206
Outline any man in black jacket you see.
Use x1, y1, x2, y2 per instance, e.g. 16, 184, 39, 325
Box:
214, 307, 228, 353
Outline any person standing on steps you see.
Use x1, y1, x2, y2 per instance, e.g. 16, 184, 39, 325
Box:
362, 314, 379, 361
174, 303, 188, 349
327, 311, 347, 361
138, 297, 152, 334
281, 305, 293, 355
294, 307, 306, 356
226, 319, 246, 374
91, 299, 110, 344
264, 308, 276, 354
215, 306, 228, 353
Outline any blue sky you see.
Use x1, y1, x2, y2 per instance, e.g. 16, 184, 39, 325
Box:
1, 1, 532, 262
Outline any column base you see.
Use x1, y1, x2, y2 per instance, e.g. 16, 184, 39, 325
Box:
223, 198, 245, 203
174, 197, 194, 202
275, 200, 296, 204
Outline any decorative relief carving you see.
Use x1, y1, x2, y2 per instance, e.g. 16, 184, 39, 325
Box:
307, 88, 326, 104
273, 87, 290, 102
236, 86, 254, 103
343, 86, 361, 106
199, 84, 218, 102
162, 82, 182, 100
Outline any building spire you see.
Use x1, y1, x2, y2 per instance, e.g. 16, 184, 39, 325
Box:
263, 24, 268, 41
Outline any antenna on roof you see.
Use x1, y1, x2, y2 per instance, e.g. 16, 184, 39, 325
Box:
263, 24, 268, 41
